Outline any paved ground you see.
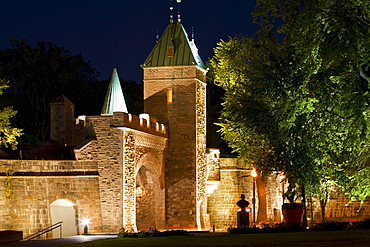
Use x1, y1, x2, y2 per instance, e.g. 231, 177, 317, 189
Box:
1, 234, 117, 247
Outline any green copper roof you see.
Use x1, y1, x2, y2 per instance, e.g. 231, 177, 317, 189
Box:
101, 68, 128, 115
142, 22, 205, 69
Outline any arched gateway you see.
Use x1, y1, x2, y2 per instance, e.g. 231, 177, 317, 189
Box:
74, 112, 167, 233
119, 126, 167, 232
135, 153, 165, 230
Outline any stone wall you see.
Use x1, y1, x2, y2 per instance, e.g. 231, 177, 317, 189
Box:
195, 80, 207, 230
207, 158, 282, 229
0, 160, 102, 238
311, 190, 370, 223
81, 115, 123, 232
0, 110, 168, 238
207, 158, 246, 229
207, 158, 370, 228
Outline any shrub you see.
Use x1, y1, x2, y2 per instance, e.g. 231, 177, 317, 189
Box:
117, 228, 189, 238
162, 230, 190, 237
138, 228, 161, 237
117, 228, 138, 238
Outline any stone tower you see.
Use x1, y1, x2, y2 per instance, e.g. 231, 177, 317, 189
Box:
50, 95, 75, 145
50, 94, 85, 147
142, 17, 208, 229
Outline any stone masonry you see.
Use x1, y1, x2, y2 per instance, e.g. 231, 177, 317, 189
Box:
0, 160, 102, 237
74, 112, 167, 232
143, 65, 207, 229
1, 14, 370, 240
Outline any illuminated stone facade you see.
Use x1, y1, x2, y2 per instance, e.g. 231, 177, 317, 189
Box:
0, 160, 102, 237
143, 65, 208, 229
1, 17, 370, 241
76, 113, 167, 233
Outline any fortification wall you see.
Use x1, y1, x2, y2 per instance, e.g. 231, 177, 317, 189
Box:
207, 158, 283, 229
81, 115, 123, 233
207, 158, 244, 229
311, 190, 370, 223
0, 160, 102, 238
207, 158, 370, 228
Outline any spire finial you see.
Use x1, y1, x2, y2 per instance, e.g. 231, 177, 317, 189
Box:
113, 44, 118, 68
177, 0, 181, 22
169, 0, 174, 23
191, 27, 194, 41
156, 30, 159, 43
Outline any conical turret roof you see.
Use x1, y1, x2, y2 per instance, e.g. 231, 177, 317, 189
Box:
101, 68, 128, 115
142, 22, 205, 69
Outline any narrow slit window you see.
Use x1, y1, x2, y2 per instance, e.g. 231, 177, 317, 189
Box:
167, 88, 173, 104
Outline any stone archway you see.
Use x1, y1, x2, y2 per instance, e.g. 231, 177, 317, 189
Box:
50, 199, 77, 238
135, 153, 165, 231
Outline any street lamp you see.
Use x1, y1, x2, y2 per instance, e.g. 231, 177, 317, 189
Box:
251, 168, 258, 227
81, 218, 90, 235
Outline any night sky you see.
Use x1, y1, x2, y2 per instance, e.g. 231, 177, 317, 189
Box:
1, 1, 258, 82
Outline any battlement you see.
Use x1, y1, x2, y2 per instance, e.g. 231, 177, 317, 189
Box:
80, 112, 167, 138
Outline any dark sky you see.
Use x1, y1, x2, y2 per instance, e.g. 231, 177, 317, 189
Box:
1, 1, 258, 82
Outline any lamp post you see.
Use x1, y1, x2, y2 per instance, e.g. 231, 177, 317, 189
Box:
81, 218, 90, 235
251, 168, 258, 227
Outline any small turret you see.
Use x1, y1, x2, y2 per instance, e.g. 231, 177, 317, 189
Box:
101, 68, 128, 115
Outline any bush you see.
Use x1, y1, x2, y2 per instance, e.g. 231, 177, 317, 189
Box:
117, 228, 189, 238
162, 230, 190, 237
117, 228, 138, 238
138, 228, 161, 237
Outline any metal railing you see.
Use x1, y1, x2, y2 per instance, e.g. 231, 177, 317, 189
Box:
22, 221, 63, 241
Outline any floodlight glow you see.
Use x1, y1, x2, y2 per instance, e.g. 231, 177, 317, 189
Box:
81, 218, 90, 226
251, 168, 257, 178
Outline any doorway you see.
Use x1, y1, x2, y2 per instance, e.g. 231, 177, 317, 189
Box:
50, 199, 77, 238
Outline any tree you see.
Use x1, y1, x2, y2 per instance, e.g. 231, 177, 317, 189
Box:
253, 0, 370, 209
211, 0, 370, 221
0, 39, 99, 143
0, 78, 22, 149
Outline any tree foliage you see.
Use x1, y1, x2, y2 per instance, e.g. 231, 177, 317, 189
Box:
212, 0, 370, 202
0, 78, 22, 149
0, 39, 99, 143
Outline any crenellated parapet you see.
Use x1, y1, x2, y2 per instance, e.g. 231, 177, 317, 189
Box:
107, 112, 167, 137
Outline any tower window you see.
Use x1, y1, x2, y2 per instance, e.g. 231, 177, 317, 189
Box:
167, 88, 173, 104
168, 47, 174, 57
